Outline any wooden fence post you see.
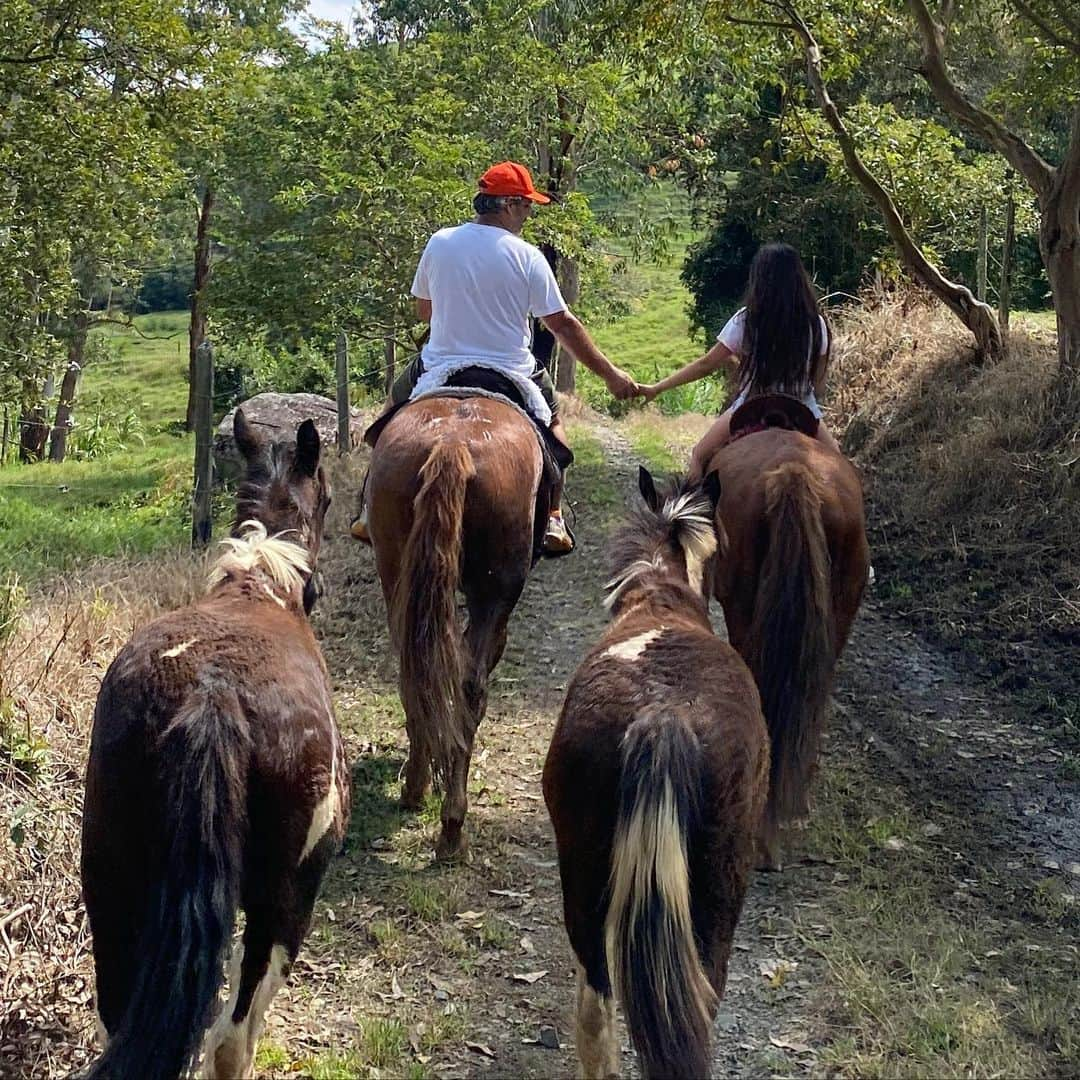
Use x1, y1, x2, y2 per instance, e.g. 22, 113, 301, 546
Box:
383, 335, 396, 398
976, 205, 988, 303
335, 331, 350, 455
998, 185, 1016, 335
191, 340, 214, 549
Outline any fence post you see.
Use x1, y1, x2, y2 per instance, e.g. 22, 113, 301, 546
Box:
383, 334, 396, 398
1, 409, 9, 466
191, 340, 214, 549
998, 184, 1016, 335
976, 205, 988, 303
335, 331, 350, 455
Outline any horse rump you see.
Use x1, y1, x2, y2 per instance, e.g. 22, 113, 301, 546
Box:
83, 683, 250, 1080
605, 712, 717, 1079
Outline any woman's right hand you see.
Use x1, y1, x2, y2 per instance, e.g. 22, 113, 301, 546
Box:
638, 383, 661, 403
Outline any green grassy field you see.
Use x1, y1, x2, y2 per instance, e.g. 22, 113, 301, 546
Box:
0, 312, 194, 583
584, 217, 731, 417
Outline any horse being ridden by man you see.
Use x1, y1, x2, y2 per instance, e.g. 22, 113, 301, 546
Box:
355, 162, 637, 859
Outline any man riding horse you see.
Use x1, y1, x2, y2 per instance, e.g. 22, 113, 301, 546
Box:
352, 160, 638, 554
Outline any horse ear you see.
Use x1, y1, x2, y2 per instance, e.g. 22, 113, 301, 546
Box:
638, 466, 661, 512
702, 469, 722, 510
234, 408, 261, 461
295, 419, 321, 476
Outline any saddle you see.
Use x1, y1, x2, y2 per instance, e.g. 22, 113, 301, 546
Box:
363, 367, 573, 565
729, 393, 820, 443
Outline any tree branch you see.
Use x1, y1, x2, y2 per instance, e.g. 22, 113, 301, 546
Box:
1012, 0, 1080, 58
907, 0, 1054, 198
778, 0, 1003, 356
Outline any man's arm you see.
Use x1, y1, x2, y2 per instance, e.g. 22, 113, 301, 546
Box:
415, 297, 432, 322
541, 310, 637, 400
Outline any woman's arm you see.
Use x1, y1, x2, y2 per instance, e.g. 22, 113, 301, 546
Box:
641, 340, 737, 401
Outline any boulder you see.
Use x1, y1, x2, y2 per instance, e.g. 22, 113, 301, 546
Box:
214, 392, 362, 480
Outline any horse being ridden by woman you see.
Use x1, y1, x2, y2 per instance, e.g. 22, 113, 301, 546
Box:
81, 411, 349, 1080
645, 244, 869, 867
544, 469, 769, 1079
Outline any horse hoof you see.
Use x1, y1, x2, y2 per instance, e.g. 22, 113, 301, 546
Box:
435, 832, 469, 864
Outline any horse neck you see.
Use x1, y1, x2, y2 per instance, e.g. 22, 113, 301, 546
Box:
208, 568, 306, 615
612, 579, 712, 634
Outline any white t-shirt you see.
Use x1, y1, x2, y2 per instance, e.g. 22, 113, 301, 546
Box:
719, 306, 829, 418
718, 307, 829, 369
411, 222, 566, 367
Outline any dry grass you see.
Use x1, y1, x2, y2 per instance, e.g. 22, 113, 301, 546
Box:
827, 293, 1079, 725
0, 557, 206, 1076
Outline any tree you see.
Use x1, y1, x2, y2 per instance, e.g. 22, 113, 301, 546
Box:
907, 0, 1080, 395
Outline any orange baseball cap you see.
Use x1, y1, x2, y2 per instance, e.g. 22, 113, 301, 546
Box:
477, 161, 551, 204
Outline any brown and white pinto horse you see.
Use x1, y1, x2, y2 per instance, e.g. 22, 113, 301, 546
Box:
544, 469, 769, 1079
708, 418, 869, 868
366, 393, 548, 859
81, 411, 349, 1080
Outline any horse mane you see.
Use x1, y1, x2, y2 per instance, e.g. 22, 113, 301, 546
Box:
605, 481, 717, 609
207, 520, 310, 596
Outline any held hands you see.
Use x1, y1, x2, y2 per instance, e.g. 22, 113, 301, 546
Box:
604, 365, 640, 402
637, 383, 661, 403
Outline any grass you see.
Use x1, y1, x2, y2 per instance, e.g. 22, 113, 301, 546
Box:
801, 762, 1079, 1078
828, 293, 1079, 740
581, 205, 731, 419
0, 311, 197, 583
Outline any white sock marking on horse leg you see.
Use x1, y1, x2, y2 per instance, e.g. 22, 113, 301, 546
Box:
202, 942, 243, 1078
575, 966, 619, 1079
95, 1010, 109, 1049
203, 943, 289, 1079
601, 627, 663, 662
299, 754, 338, 864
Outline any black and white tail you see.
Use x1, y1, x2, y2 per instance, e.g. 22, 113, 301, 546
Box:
605, 713, 717, 1079
87, 684, 250, 1080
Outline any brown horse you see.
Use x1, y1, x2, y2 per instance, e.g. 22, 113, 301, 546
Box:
544, 468, 769, 1079
81, 411, 349, 1080
708, 411, 869, 868
366, 391, 548, 859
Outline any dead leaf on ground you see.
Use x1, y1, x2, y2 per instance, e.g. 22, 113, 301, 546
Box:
510, 970, 548, 984
466, 1041, 497, 1058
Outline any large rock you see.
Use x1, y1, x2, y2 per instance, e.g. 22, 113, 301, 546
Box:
214, 392, 362, 480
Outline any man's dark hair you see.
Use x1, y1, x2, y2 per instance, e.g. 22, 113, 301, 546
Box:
474, 192, 507, 215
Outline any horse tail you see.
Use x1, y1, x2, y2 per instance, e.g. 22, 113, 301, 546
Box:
86, 683, 250, 1080
392, 439, 475, 788
752, 461, 834, 834
605, 713, 717, 1079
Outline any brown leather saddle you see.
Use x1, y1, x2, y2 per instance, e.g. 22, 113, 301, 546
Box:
729, 393, 820, 443
364, 367, 572, 564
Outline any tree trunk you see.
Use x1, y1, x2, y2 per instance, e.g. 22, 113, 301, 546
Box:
555, 257, 581, 393
49, 312, 88, 462
19, 376, 52, 463
186, 184, 214, 432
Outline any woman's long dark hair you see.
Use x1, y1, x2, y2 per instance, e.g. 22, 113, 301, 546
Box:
738, 244, 829, 397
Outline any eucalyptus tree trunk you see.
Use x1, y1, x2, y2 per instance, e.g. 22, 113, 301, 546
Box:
48, 311, 88, 462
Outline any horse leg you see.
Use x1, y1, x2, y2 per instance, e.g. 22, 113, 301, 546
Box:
575, 965, 619, 1079
435, 591, 518, 862
203, 912, 291, 1079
